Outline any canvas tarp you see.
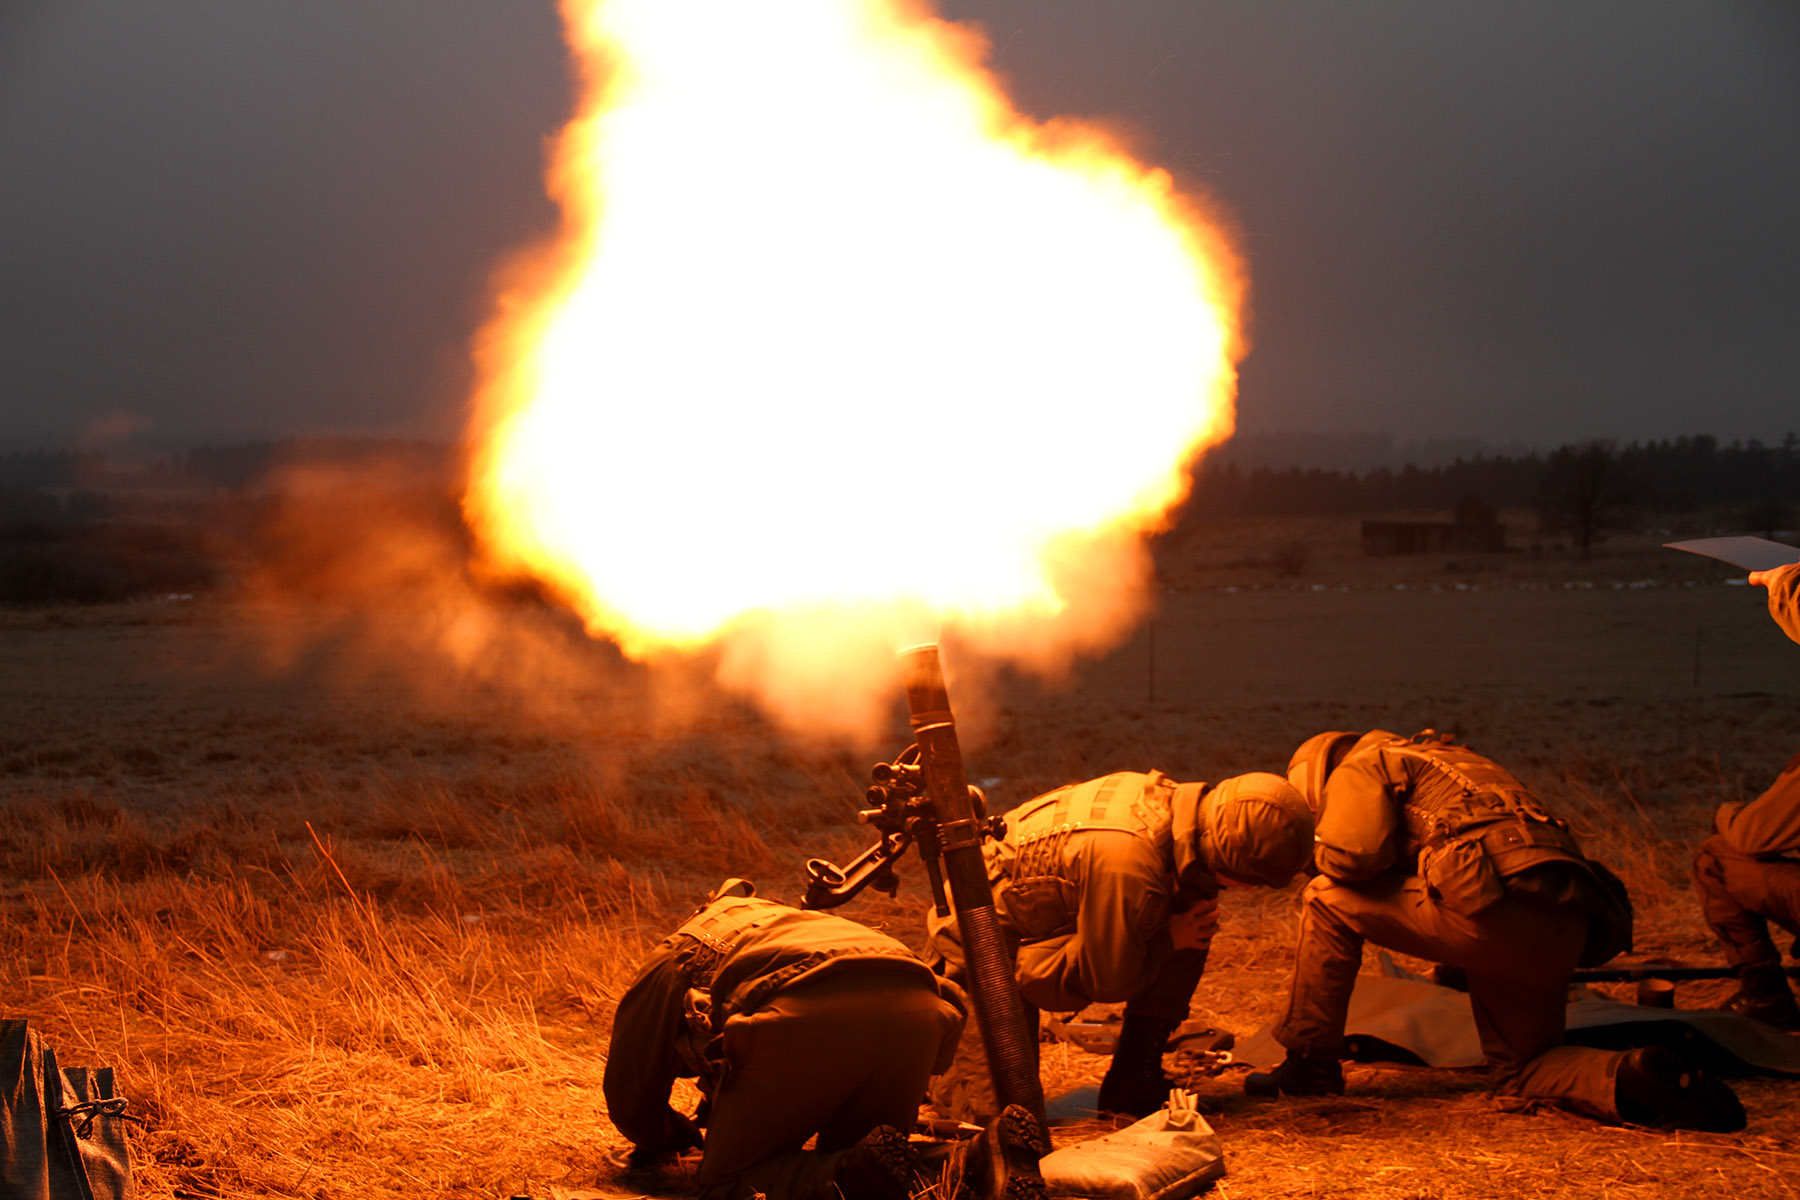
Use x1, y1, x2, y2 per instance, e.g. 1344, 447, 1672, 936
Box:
1235, 962, 1800, 1076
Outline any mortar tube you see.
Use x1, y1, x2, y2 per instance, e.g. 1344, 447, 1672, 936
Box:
899, 645, 1046, 1122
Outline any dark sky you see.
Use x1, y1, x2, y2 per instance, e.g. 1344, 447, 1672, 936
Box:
2, 0, 1797, 452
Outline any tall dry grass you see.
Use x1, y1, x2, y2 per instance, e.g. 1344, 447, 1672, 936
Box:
0, 752, 863, 1199
4, 516, 1798, 1198
1, 736, 1786, 1199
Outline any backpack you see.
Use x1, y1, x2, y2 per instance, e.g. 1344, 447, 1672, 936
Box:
0, 1020, 137, 1200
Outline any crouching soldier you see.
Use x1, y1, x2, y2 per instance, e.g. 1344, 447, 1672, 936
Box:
927, 771, 1314, 1121
1691, 559, 1800, 1030
605, 880, 1020, 1200
1255, 729, 1745, 1131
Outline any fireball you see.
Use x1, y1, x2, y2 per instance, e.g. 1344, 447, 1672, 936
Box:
464, 0, 1243, 732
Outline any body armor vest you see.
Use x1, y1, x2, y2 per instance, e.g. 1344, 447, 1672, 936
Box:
1378, 735, 1632, 965
991, 772, 1178, 941
1004, 770, 1176, 876
1385, 738, 1584, 875
673, 896, 780, 990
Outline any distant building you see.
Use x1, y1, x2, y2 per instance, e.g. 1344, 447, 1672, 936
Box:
1361, 496, 1506, 556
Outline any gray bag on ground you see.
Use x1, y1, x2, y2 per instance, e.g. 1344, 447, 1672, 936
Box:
1, 1020, 136, 1200
1039, 1094, 1224, 1200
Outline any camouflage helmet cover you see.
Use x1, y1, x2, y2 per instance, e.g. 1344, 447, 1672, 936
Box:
1195, 772, 1315, 888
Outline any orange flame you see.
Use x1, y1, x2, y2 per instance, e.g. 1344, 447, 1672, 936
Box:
464, 0, 1244, 735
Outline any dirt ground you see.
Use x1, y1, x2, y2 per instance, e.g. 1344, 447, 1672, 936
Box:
1, 511, 1797, 1198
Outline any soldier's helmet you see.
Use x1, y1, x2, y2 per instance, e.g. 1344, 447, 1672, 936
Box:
1195, 772, 1315, 887
1286, 731, 1361, 817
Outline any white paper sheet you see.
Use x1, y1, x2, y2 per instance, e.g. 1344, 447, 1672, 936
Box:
1663, 536, 1800, 572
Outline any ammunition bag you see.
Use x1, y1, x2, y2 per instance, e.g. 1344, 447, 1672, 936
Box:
1, 1021, 138, 1200
1039, 1101, 1224, 1200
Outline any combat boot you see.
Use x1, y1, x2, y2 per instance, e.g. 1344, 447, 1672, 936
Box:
1724, 965, 1800, 1032
1243, 1052, 1345, 1098
1614, 1046, 1746, 1132
1096, 1016, 1179, 1117
944, 1103, 1049, 1200
825, 1124, 920, 1200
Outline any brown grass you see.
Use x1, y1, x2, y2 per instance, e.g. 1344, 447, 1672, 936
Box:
1, 515, 1797, 1198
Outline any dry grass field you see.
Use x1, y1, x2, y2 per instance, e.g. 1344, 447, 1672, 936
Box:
2, 507, 1798, 1198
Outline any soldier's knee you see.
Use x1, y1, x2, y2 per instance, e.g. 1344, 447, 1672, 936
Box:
1690, 843, 1741, 907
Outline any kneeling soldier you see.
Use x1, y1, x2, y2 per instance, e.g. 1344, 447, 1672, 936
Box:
927, 770, 1314, 1121
1257, 729, 1744, 1131
1690, 559, 1800, 1030
606, 880, 1038, 1200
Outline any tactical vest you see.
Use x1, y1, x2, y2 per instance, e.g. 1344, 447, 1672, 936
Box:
1387, 738, 1583, 869
673, 896, 782, 989
668, 897, 784, 1076
992, 771, 1179, 940
1382, 735, 1631, 964
1376, 736, 1588, 919
1007, 771, 1176, 869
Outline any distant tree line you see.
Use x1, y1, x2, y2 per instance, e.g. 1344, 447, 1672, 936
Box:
2, 433, 1797, 529
0, 439, 454, 521
0, 438, 456, 604
1184, 433, 1800, 528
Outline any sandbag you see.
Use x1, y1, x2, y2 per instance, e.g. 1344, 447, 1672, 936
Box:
1039, 1093, 1223, 1200
1, 1020, 137, 1200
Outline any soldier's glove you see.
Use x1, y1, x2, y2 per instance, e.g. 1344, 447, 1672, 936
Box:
670, 1110, 704, 1152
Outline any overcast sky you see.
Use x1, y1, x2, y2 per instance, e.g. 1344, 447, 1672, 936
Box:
2, 0, 1796, 453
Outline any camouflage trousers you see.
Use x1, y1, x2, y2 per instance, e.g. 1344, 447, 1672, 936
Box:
697, 970, 961, 1200
1276, 874, 1622, 1118
1693, 837, 1800, 971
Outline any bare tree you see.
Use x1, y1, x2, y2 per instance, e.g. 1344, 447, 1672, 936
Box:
1540, 439, 1634, 558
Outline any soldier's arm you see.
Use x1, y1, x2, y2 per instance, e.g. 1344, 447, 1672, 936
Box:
1750, 561, 1800, 645
1312, 753, 1401, 881
1014, 834, 1168, 1010
601, 940, 699, 1156
1717, 748, 1800, 858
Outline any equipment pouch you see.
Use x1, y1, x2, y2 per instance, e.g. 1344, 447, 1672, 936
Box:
997, 876, 1078, 941
1418, 837, 1505, 916
1575, 859, 1635, 968
675, 988, 723, 1081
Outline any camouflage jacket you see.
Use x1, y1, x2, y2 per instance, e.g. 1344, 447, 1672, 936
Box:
985, 771, 1199, 1012
1712, 748, 1800, 859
